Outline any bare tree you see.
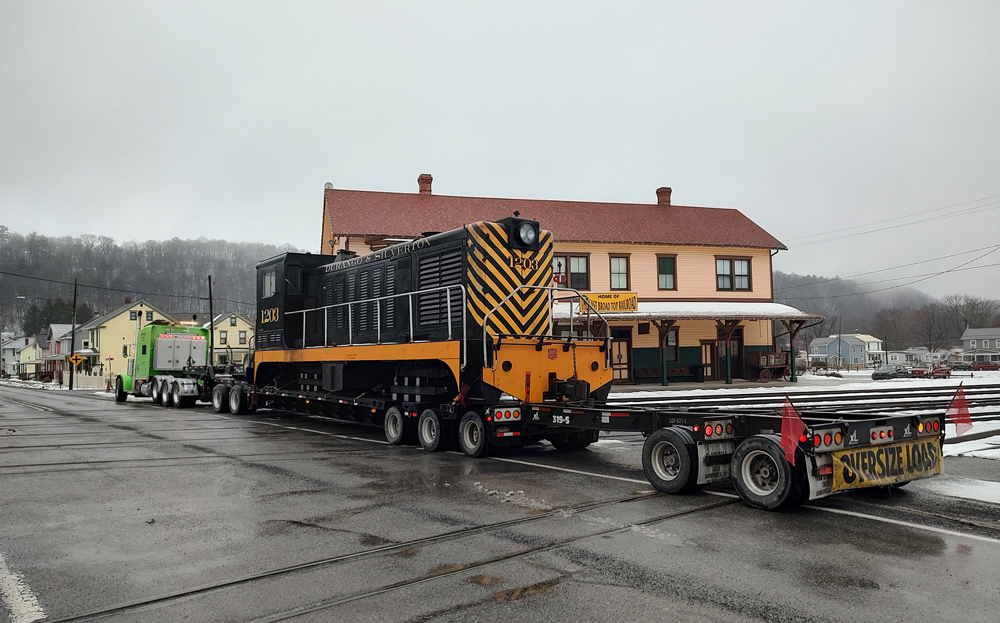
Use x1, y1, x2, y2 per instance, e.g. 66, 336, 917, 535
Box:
910, 303, 952, 351
942, 294, 1000, 336
871, 307, 912, 351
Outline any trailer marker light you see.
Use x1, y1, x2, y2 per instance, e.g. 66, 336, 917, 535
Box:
819, 466, 833, 476
704, 426, 712, 436
715, 424, 723, 436
871, 432, 878, 440
932, 421, 939, 432
917, 422, 924, 433
834, 432, 843, 444
824, 433, 832, 446
726, 424, 733, 434
888, 430, 893, 438
813, 434, 822, 447
693, 425, 700, 432
487, 416, 492, 422
798, 434, 808, 444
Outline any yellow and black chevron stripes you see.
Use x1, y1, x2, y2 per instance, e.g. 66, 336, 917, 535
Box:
466, 221, 553, 337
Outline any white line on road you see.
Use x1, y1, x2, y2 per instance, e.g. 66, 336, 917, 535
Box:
0, 552, 45, 623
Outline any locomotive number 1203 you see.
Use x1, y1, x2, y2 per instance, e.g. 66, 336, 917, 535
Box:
260, 308, 280, 324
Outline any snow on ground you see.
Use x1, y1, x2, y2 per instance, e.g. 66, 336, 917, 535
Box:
0, 379, 69, 391
919, 476, 1000, 504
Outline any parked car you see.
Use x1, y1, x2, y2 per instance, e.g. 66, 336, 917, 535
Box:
973, 361, 1000, 371
872, 365, 909, 380
950, 362, 973, 371
909, 363, 951, 378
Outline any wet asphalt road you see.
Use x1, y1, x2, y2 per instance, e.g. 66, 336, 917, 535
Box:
1, 385, 999, 623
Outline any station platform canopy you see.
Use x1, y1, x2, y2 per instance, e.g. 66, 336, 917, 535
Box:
551, 301, 822, 322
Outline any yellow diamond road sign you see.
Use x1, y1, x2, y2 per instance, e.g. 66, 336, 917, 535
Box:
69, 353, 84, 366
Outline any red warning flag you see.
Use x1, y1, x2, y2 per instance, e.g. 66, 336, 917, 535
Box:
780, 398, 807, 466
947, 385, 973, 437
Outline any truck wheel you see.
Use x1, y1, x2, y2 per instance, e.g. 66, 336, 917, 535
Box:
730, 435, 807, 511
114, 377, 127, 403
458, 411, 491, 458
642, 427, 699, 494
418, 409, 448, 452
384, 406, 410, 445
151, 379, 162, 404
212, 384, 231, 413
171, 383, 187, 408
229, 384, 248, 415
161, 381, 174, 407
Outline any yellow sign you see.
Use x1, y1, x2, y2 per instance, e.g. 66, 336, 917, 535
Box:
832, 438, 941, 491
69, 353, 84, 366
580, 292, 639, 313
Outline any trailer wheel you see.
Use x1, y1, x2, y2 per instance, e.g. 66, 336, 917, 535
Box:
114, 377, 127, 403
418, 409, 448, 452
384, 407, 409, 445
458, 411, 492, 458
161, 381, 174, 407
229, 384, 248, 415
212, 384, 230, 413
730, 435, 807, 511
642, 428, 699, 494
151, 379, 162, 404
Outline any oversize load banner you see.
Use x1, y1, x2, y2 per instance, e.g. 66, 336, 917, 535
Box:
580, 293, 639, 313
832, 438, 941, 491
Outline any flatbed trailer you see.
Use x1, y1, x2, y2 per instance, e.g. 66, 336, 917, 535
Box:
220, 381, 944, 511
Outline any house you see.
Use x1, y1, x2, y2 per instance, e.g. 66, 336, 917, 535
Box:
202, 312, 254, 366
807, 334, 885, 368
41, 324, 75, 376
960, 327, 1000, 364
319, 176, 821, 383
2, 335, 23, 377
16, 336, 38, 378
77, 300, 176, 379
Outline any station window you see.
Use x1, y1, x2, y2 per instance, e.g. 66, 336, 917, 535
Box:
239, 331, 247, 345
716, 258, 752, 291
553, 255, 589, 290
610, 255, 630, 290
657, 255, 676, 290
230, 316, 238, 326
219, 331, 227, 345
263, 269, 276, 298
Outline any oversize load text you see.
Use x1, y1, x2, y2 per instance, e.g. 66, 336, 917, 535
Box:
832, 438, 941, 491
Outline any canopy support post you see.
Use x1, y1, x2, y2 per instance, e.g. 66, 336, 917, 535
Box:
653, 319, 676, 387
781, 319, 808, 382
716, 319, 741, 385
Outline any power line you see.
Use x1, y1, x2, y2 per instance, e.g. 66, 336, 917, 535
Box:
777, 248, 1000, 301
774, 245, 1000, 292
0, 269, 254, 307
782, 193, 1000, 243
787, 201, 1000, 249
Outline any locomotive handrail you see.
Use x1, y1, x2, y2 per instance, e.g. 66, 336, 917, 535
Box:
284, 284, 468, 370
482, 286, 612, 371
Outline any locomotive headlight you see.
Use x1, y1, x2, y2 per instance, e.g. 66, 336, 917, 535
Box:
517, 222, 537, 246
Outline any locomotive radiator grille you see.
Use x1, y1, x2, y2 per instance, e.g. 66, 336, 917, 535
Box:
466, 221, 553, 337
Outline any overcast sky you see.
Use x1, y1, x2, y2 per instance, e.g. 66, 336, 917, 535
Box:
2, 1, 998, 300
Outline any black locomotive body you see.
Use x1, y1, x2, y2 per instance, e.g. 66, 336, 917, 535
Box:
250, 217, 613, 451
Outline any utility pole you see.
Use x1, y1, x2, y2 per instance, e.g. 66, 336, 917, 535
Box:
837, 317, 843, 371
69, 278, 77, 390
208, 275, 215, 367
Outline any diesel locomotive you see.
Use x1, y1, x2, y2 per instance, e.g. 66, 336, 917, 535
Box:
240, 216, 614, 456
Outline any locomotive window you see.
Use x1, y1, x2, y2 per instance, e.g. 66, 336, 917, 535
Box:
286, 266, 303, 296
263, 269, 276, 298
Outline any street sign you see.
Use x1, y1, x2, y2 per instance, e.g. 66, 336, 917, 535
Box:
69, 353, 84, 366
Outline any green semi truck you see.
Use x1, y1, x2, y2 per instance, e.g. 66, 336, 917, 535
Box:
113, 321, 247, 408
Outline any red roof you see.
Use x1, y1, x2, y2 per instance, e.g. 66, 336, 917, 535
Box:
323, 189, 786, 250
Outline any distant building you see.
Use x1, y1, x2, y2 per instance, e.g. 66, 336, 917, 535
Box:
808, 334, 885, 368
202, 312, 254, 366
77, 300, 175, 379
1, 335, 23, 377
960, 327, 1000, 364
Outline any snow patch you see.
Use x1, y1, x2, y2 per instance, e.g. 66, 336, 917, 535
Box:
919, 476, 1000, 505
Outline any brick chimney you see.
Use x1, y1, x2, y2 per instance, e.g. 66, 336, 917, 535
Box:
656, 187, 672, 205
418, 174, 433, 195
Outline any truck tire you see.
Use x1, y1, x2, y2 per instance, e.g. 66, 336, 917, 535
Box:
228, 384, 248, 415
212, 384, 230, 413
458, 411, 491, 458
642, 427, 699, 494
114, 377, 127, 403
151, 379, 162, 404
730, 435, 807, 511
161, 380, 174, 407
171, 382, 187, 408
418, 409, 448, 452
384, 406, 409, 445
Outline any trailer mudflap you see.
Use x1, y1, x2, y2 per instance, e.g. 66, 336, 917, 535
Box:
831, 437, 942, 491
